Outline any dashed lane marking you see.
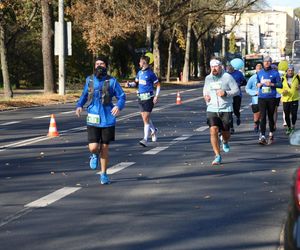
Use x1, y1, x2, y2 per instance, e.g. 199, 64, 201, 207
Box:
33, 115, 50, 119
143, 146, 169, 155
194, 126, 208, 132
96, 162, 136, 175
0, 121, 21, 126
143, 134, 192, 155
25, 187, 81, 208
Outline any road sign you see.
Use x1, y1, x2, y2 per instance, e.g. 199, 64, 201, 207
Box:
54, 21, 72, 56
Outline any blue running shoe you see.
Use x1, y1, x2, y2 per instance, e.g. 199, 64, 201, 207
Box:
100, 173, 110, 185
212, 155, 222, 165
89, 154, 99, 170
222, 142, 230, 153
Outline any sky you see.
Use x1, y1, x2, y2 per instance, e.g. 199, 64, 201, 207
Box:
266, 0, 300, 8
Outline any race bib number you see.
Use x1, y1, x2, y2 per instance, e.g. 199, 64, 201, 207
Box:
210, 81, 222, 90
262, 86, 271, 93
139, 92, 152, 101
87, 113, 100, 124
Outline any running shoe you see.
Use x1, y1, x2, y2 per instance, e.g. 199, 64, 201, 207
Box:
230, 128, 235, 134
268, 135, 274, 145
139, 139, 148, 147
89, 154, 99, 170
236, 118, 241, 126
291, 128, 295, 134
222, 142, 230, 153
212, 155, 222, 165
100, 173, 110, 185
258, 135, 268, 145
286, 128, 292, 135
259, 135, 267, 145
151, 128, 158, 142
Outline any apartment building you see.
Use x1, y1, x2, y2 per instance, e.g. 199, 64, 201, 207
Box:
225, 7, 299, 62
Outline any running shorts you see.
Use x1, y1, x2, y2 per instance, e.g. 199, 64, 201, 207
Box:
206, 112, 232, 131
138, 97, 154, 112
251, 104, 259, 113
87, 125, 115, 144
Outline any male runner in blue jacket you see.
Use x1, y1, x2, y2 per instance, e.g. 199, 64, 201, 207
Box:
76, 56, 126, 184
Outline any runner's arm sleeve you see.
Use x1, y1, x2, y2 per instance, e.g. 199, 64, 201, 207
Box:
155, 82, 160, 97
226, 77, 240, 97
76, 78, 89, 108
245, 76, 257, 96
203, 80, 210, 97
113, 80, 126, 110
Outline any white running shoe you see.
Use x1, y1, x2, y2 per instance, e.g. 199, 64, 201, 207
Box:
151, 128, 158, 142
139, 139, 148, 147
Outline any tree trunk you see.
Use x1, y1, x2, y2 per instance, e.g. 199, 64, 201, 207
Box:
146, 23, 151, 49
198, 38, 206, 78
153, 28, 161, 78
41, 0, 55, 93
166, 27, 176, 82
0, 21, 13, 98
182, 14, 192, 83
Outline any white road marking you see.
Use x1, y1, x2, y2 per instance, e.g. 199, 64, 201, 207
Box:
25, 187, 81, 208
173, 135, 191, 141
33, 115, 50, 119
96, 162, 136, 175
143, 146, 169, 155
143, 134, 192, 155
0, 136, 50, 152
195, 126, 208, 132
60, 111, 74, 114
0, 121, 21, 126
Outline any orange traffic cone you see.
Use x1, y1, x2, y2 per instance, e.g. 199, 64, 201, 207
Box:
176, 92, 182, 105
47, 114, 59, 137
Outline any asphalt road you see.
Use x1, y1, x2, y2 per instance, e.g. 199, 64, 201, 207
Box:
0, 84, 298, 250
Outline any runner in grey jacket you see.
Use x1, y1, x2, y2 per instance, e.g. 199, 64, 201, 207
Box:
203, 59, 239, 165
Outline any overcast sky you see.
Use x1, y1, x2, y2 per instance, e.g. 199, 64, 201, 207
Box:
266, 0, 300, 8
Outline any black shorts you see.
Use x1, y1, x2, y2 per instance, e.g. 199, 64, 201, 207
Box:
207, 112, 232, 131
138, 97, 154, 112
251, 104, 259, 113
275, 97, 281, 107
87, 125, 115, 144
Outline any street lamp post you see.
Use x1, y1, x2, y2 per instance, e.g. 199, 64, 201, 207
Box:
58, 0, 65, 96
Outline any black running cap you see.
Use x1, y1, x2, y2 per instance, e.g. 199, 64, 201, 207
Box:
95, 55, 108, 66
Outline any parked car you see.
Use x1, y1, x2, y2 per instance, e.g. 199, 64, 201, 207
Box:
284, 131, 300, 249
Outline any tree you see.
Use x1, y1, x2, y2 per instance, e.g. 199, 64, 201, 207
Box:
228, 32, 237, 54
0, 0, 38, 98
41, 0, 55, 93
68, 0, 147, 54
295, 7, 300, 18
182, 13, 192, 82
0, 1, 13, 98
